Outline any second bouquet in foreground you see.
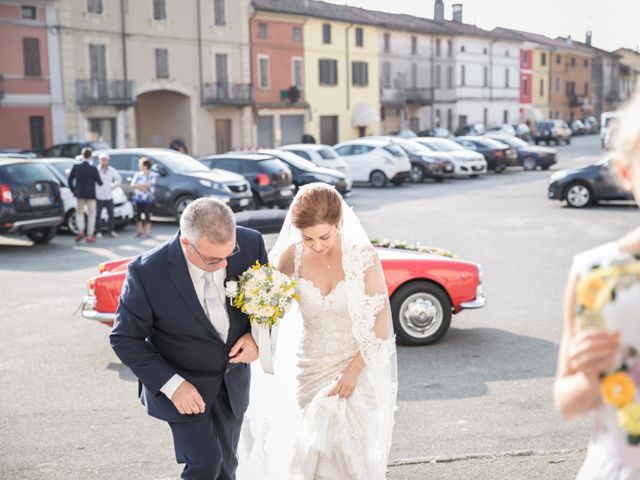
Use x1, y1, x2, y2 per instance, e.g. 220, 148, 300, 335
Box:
226, 262, 298, 373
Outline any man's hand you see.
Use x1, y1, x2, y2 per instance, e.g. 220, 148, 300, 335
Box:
170, 381, 206, 415
229, 333, 259, 364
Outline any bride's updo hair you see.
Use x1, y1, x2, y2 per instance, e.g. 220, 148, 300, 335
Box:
291, 184, 342, 229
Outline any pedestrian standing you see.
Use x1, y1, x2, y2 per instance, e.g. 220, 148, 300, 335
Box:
130, 157, 155, 239
95, 153, 122, 239
68, 147, 102, 243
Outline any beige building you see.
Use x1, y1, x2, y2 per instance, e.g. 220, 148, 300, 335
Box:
615, 48, 640, 103
55, 0, 253, 154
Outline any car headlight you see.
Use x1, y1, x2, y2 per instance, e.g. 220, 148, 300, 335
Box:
199, 179, 228, 191
199, 179, 213, 188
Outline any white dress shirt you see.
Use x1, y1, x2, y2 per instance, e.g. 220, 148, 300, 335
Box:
159, 246, 230, 400
95, 165, 122, 201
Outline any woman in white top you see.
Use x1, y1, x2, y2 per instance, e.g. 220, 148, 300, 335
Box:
554, 87, 640, 479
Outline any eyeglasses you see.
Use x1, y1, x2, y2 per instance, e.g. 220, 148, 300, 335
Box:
190, 241, 240, 266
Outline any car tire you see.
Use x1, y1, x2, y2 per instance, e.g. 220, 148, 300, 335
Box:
522, 157, 537, 171
370, 170, 388, 188
565, 182, 594, 208
409, 165, 424, 183
391, 281, 452, 346
173, 195, 197, 219
248, 194, 262, 210
65, 209, 80, 235
494, 162, 506, 174
434, 176, 445, 183
26, 226, 57, 244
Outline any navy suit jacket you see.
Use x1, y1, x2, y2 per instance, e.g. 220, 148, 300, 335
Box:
68, 161, 102, 199
110, 227, 268, 423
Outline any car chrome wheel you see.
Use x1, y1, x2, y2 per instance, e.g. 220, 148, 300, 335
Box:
370, 170, 387, 188
410, 165, 424, 183
399, 293, 443, 339
566, 183, 592, 208
522, 157, 537, 171
174, 196, 195, 218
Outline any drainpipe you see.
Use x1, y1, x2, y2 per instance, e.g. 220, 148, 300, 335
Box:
345, 23, 354, 110
197, 0, 204, 106
120, 0, 129, 147
430, 35, 435, 128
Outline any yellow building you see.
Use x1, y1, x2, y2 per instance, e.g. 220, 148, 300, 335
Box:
302, 18, 380, 144
531, 46, 552, 119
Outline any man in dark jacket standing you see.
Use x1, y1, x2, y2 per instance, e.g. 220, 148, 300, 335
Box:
68, 147, 102, 243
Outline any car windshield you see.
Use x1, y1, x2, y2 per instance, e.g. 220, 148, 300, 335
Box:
475, 139, 508, 149
257, 159, 289, 173
422, 139, 466, 152
538, 122, 554, 129
318, 148, 339, 160
271, 151, 316, 170
153, 151, 210, 173
50, 161, 76, 178
0, 162, 56, 186
493, 137, 528, 148
394, 140, 426, 155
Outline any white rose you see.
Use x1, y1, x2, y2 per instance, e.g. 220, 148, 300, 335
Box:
225, 281, 238, 298
252, 268, 267, 282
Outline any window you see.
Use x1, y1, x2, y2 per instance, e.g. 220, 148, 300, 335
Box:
571, 57, 576, 67
505, 50, 509, 57
216, 54, 228, 84
539, 79, 544, 96
322, 24, 331, 44
460, 65, 465, 86
383, 33, 390, 53
522, 77, 528, 96
460, 45, 465, 53
29, 116, 45, 151
319, 59, 337, 86
292, 26, 302, 42
541, 52, 547, 66
435, 38, 441, 57
258, 55, 270, 89
585, 82, 589, 95
352, 61, 368, 87
483, 47, 488, 54
23, 38, 41, 76
503, 110, 508, 124
153, 0, 166, 20
483, 66, 488, 87
435, 109, 441, 127
355, 27, 363, 47
504, 68, 509, 87
435, 65, 441, 89
447, 40, 453, 57
446, 65, 452, 89
21, 6, 36, 19
292, 57, 302, 88
483, 109, 488, 126
411, 63, 417, 88
87, 0, 102, 14
257, 23, 267, 39
155, 48, 169, 79
555, 77, 560, 92
584, 58, 588, 68
382, 61, 391, 88
214, 0, 225, 26
523, 51, 528, 65
411, 36, 417, 55
447, 109, 452, 130
556, 55, 561, 65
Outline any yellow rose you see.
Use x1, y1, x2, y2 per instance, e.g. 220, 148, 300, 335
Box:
618, 403, 640, 436
577, 274, 606, 310
601, 371, 637, 407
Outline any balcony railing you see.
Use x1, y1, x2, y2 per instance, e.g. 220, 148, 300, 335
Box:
202, 82, 253, 106
404, 87, 433, 105
76, 79, 136, 107
0, 75, 4, 101
569, 94, 586, 107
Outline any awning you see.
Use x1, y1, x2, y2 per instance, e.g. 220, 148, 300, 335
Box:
352, 102, 381, 127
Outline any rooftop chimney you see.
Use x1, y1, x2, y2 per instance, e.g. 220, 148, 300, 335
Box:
434, 0, 445, 23
452, 3, 463, 23
586, 30, 592, 46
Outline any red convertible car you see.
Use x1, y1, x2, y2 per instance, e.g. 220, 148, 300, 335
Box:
82, 247, 485, 346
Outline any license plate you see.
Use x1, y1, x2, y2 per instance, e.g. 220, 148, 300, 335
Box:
240, 198, 250, 206
280, 189, 293, 197
29, 195, 52, 207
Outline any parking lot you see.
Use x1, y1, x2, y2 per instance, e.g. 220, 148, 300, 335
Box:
1, 134, 637, 479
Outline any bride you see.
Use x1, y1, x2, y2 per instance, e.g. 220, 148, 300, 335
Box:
238, 183, 397, 479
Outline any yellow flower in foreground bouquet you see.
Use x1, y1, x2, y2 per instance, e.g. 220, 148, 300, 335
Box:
601, 372, 637, 408
225, 261, 298, 328
618, 403, 640, 437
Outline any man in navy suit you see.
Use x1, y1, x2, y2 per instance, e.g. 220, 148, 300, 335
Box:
110, 198, 268, 479
67, 147, 102, 243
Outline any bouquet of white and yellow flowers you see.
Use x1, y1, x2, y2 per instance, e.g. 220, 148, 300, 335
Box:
225, 261, 298, 373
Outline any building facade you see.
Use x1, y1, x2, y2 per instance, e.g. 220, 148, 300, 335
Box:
615, 48, 640, 103
250, 8, 308, 147
0, 1, 62, 151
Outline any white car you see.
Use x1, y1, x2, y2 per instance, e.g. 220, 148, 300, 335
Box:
413, 137, 488, 177
278, 144, 352, 188
40, 158, 134, 234
333, 138, 411, 187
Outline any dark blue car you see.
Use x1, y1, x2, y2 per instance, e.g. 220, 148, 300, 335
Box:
488, 135, 557, 171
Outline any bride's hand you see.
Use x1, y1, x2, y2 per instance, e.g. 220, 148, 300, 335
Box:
329, 366, 361, 399
566, 329, 620, 381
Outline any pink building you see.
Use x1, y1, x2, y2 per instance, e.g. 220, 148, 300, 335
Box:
0, 3, 56, 151
519, 48, 533, 121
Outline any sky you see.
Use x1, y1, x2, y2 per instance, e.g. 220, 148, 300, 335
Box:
323, 0, 640, 52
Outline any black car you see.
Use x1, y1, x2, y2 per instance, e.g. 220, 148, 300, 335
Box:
41, 141, 111, 159
199, 154, 295, 209
487, 135, 557, 171
453, 136, 517, 173
386, 137, 454, 183
533, 120, 572, 145
97, 148, 253, 219
454, 123, 485, 137
548, 156, 634, 208
257, 149, 351, 196
0, 158, 64, 244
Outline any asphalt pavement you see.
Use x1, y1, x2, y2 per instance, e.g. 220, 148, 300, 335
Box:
1, 134, 636, 479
